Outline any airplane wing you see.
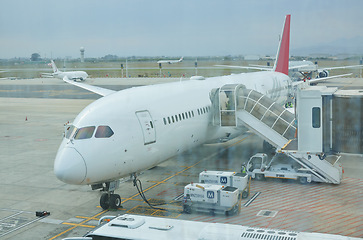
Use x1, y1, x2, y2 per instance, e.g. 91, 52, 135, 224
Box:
63, 76, 116, 97
319, 65, 363, 71
214, 65, 271, 71
292, 73, 353, 86
215, 64, 311, 71
41, 73, 54, 77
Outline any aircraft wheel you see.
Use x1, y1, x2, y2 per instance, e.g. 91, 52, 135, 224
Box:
109, 194, 121, 209
100, 193, 110, 210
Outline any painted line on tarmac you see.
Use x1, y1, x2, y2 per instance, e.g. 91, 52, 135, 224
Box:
48, 210, 108, 240
244, 192, 261, 207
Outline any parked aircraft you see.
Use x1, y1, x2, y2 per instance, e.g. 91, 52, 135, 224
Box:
216, 60, 360, 81
157, 57, 183, 64
42, 60, 88, 81
54, 15, 331, 210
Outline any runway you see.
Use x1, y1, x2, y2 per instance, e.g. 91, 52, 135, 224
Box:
0, 77, 362, 239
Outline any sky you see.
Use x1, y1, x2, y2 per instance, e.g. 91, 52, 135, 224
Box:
1, 0, 362, 59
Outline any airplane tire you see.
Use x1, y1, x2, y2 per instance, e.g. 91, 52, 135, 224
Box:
100, 193, 110, 210
109, 194, 121, 209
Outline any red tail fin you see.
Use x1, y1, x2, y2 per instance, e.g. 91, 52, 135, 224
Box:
274, 14, 290, 75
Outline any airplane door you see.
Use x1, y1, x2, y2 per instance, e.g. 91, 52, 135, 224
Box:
135, 110, 156, 145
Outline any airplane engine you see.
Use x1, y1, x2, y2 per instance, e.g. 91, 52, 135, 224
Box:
318, 70, 329, 78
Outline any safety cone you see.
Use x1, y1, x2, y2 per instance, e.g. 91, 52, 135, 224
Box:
25, 116, 27, 121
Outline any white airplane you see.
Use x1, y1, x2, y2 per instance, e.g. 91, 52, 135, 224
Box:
54, 15, 323, 210
216, 60, 361, 81
43, 60, 88, 81
157, 57, 183, 64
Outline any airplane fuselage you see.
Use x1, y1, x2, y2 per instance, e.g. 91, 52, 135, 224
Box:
54, 71, 291, 186
53, 71, 88, 81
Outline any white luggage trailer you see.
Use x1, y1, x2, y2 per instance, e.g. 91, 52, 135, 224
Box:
199, 170, 250, 198
183, 183, 239, 215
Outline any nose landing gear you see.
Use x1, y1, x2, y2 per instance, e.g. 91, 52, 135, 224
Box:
100, 192, 121, 210
93, 180, 122, 210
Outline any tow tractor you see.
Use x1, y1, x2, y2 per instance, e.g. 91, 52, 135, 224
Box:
247, 153, 313, 184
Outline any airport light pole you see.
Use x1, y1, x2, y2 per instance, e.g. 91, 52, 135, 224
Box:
195, 59, 198, 75
126, 59, 128, 78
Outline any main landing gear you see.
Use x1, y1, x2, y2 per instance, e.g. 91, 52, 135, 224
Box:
92, 180, 121, 210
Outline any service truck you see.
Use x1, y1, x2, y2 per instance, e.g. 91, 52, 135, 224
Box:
183, 183, 239, 215
199, 170, 250, 199
247, 153, 313, 184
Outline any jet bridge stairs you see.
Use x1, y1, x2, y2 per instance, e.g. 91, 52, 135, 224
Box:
210, 84, 342, 184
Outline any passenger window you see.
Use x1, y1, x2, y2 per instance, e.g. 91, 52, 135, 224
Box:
192, 111, 194, 117
163, 118, 166, 125
188, 112, 191, 118
179, 114, 182, 120
95, 126, 114, 138
185, 112, 188, 119
172, 116, 175, 123
182, 113, 185, 119
74, 126, 95, 139
197, 109, 200, 115
168, 117, 171, 124
65, 125, 77, 139
312, 107, 321, 128
175, 115, 178, 122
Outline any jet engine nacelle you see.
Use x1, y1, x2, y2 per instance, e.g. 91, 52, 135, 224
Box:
318, 70, 329, 78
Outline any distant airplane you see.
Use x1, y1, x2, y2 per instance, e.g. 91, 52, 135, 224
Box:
54, 15, 337, 210
157, 57, 183, 64
42, 60, 88, 81
216, 60, 361, 81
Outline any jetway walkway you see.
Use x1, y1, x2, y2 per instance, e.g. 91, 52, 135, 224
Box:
210, 84, 342, 184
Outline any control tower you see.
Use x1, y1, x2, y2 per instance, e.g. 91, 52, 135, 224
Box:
80, 47, 85, 62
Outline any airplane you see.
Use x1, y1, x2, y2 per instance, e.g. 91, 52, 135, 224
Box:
216, 59, 361, 81
42, 60, 88, 81
53, 15, 336, 210
157, 57, 183, 64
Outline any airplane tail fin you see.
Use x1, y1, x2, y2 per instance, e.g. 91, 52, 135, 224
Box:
51, 60, 59, 73
273, 14, 291, 75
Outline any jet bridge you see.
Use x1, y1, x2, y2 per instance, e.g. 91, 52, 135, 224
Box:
210, 84, 343, 184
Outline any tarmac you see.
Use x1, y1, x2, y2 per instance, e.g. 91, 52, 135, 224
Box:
0, 77, 362, 239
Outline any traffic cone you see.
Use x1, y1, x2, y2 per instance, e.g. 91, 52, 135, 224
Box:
25, 116, 27, 121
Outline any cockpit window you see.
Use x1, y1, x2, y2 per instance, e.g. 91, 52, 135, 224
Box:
65, 125, 77, 139
74, 126, 95, 140
95, 126, 114, 138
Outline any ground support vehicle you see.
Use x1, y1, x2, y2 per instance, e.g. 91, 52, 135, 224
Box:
182, 183, 239, 215
199, 170, 250, 198
247, 153, 314, 184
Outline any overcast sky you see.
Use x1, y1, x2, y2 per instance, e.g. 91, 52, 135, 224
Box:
1, 0, 362, 59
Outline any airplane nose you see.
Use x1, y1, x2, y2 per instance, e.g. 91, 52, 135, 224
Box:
54, 147, 87, 185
